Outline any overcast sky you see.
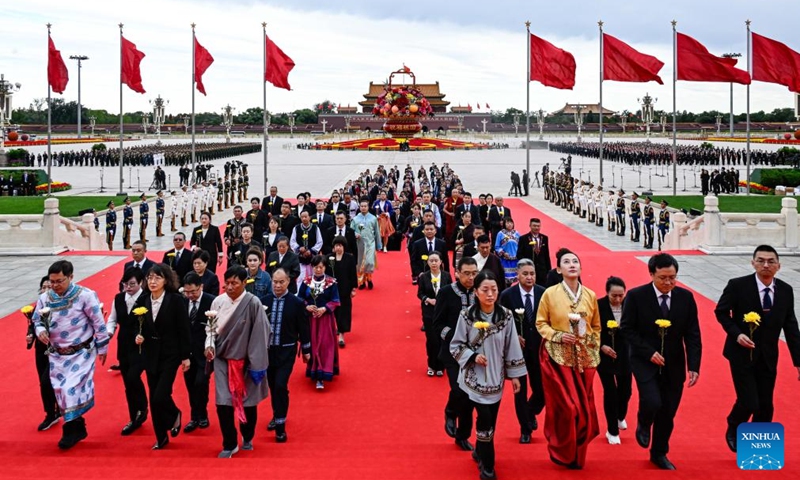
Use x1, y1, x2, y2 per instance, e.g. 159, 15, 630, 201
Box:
2, 0, 798, 118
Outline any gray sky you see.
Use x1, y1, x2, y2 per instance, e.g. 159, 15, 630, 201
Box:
1, 0, 797, 118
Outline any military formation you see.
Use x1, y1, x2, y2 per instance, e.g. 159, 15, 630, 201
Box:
543, 167, 672, 250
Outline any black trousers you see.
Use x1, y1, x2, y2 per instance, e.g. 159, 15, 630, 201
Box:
514, 348, 545, 434
631, 214, 640, 240
473, 401, 501, 472
34, 341, 58, 417
422, 316, 443, 371
598, 362, 633, 436
119, 354, 148, 422
267, 346, 297, 423
445, 362, 473, 441
182, 354, 210, 421
727, 356, 777, 426
147, 362, 181, 441
636, 371, 684, 456
217, 405, 257, 451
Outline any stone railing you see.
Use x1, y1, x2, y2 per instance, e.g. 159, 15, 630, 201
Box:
0, 198, 106, 252
665, 196, 800, 253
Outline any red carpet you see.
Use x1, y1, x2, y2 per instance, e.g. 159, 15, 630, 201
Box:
0, 198, 797, 479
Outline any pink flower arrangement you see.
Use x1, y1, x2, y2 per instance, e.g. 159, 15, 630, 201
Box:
372, 86, 433, 118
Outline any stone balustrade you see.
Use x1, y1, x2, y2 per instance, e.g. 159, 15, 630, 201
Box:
0, 198, 106, 252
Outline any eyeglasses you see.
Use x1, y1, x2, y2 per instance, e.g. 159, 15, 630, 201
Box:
50, 277, 70, 286
754, 259, 778, 266
655, 275, 677, 282
123, 281, 140, 288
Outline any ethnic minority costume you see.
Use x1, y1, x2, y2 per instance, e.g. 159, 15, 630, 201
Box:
350, 212, 382, 286
33, 283, 109, 446
494, 228, 520, 287
298, 275, 341, 383
372, 199, 395, 245
450, 304, 526, 475
535, 282, 601, 469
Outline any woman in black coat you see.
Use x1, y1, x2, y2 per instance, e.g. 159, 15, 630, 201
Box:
137, 264, 191, 450
326, 236, 358, 347
416, 252, 452, 376
191, 250, 220, 297
596, 276, 632, 445
189, 211, 223, 273
261, 217, 282, 259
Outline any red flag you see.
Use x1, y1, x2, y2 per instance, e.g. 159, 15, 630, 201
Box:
486, 103, 490, 109
121, 36, 146, 93
603, 33, 664, 84
529, 34, 576, 90
677, 32, 750, 84
47, 36, 69, 94
752, 32, 800, 93
194, 36, 214, 96
265, 36, 295, 90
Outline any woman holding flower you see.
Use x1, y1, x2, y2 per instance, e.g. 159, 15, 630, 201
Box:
244, 247, 272, 298
261, 217, 282, 259
192, 250, 220, 298
325, 237, 357, 348
452, 210, 475, 271
298, 255, 341, 390
449, 271, 526, 480
417, 252, 452, 377
597, 276, 632, 445
535, 250, 601, 469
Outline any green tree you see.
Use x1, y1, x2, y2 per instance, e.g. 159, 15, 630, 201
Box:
313, 100, 336, 114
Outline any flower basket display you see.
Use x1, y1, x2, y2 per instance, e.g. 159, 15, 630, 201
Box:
372, 67, 433, 139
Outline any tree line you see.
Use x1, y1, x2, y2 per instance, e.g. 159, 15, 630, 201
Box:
491, 107, 798, 125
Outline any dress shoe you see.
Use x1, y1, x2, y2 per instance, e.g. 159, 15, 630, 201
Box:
358, 283, 366, 290
444, 415, 457, 438
109, 364, 121, 371
58, 420, 87, 450
367, 280, 374, 290
183, 420, 200, 434
170, 410, 182, 438
650, 455, 676, 470
455, 439, 474, 451
38, 413, 60, 432
479, 468, 497, 480
276, 432, 288, 443
267, 419, 277, 431
635, 423, 651, 449
152, 436, 170, 450
121, 421, 141, 436
217, 446, 239, 458
519, 433, 531, 444
435, 370, 444, 377
198, 418, 210, 429
726, 425, 737, 453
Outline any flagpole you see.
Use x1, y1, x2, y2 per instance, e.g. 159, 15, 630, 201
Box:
525, 21, 531, 181
745, 19, 752, 196
598, 20, 604, 187
262, 22, 269, 197
671, 20, 677, 196
118, 23, 125, 196
191, 23, 197, 185
46, 24, 53, 196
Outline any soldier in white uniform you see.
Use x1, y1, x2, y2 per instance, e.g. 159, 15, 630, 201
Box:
169, 190, 179, 232
190, 184, 199, 223
207, 181, 217, 215
180, 185, 190, 227
606, 190, 616, 232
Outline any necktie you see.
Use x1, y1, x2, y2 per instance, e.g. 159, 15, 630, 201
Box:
175, 250, 180, 263
659, 294, 670, 318
763, 288, 772, 313
319, 214, 323, 223
134, 262, 141, 269
338, 229, 343, 237
428, 241, 433, 253
189, 301, 198, 320
525, 293, 534, 324
534, 236, 541, 254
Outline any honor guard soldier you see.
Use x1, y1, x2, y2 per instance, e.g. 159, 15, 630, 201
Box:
629, 192, 641, 242
180, 185, 190, 227
607, 190, 617, 232
643, 196, 655, 249
615, 189, 626, 236
207, 181, 217, 215
223, 176, 231, 210
190, 184, 199, 223
229, 176, 237, 207
241, 174, 249, 200
122, 196, 134, 249
105, 201, 117, 251
216, 180, 224, 213
658, 200, 671, 246
138, 193, 149, 243
155, 190, 165, 237
595, 187, 605, 227
169, 190, 179, 232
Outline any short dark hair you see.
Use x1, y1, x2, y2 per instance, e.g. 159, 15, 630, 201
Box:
423, 221, 436, 229
48, 260, 74, 277
647, 253, 679, 274
605, 276, 626, 293
530, 218, 541, 224
174, 232, 186, 241
474, 270, 498, 289
753, 244, 779, 261
183, 272, 202, 286
132, 240, 146, 250
241, 222, 254, 232
122, 267, 145, 284
332, 236, 348, 248
224, 266, 248, 281
310, 254, 328, 267
457, 256, 478, 270
476, 234, 491, 245
146, 263, 180, 292
39, 275, 50, 289
192, 249, 211, 264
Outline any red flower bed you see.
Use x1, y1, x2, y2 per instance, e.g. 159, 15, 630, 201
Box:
35, 182, 72, 194
312, 137, 488, 151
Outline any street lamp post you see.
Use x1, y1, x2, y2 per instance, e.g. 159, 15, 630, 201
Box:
620, 113, 628, 133
536, 109, 546, 140
183, 115, 190, 136
722, 53, 741, 137
660, 114, 668, 135
715, 113, 723, 136
287, 112, 296, 138
88, 116, 96, 137
512, 112, 520, 137
638, 93, 657, 139
573, 105, 587, 141
149, 95, 168, 145
221, 104, 234, 143
141, 113, 150, 138
69, 55, 89, 139
0, 73, 22, 156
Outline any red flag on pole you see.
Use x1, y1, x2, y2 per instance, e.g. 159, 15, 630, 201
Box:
529, 34, 576, 90
264, 36, 295, 90
676, 32, 750, 84
752, 32, 800, 93
603, 33, 664, 84
121, 36, 146, 93
47, 36, 69, 94
194, 37, 214, 95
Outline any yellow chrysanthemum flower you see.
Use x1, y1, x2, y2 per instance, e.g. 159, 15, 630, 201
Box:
20, 305, 34, 314
607, 320, 619, 329
655, 319, 671, 328
132, 307, 149, 316
743, 312, 761, 325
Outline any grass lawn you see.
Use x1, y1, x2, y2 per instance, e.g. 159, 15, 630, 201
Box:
656, 195, 785, 214
0, 195, 128, 217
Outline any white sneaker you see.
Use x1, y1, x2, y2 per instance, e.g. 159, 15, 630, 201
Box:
315, 381, 324, 390
618, 419, 628, 430
427, 368, 435, 377
606, 431, 621, 445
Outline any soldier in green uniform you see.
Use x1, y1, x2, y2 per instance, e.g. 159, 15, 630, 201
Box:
105, 201, 117, 251
629, 192, 641, 243
643, 196, 655, 249
122, 197, 133, 249
658, 199, 671, 248
155, 190, 165, 237
138, 193, 149, 243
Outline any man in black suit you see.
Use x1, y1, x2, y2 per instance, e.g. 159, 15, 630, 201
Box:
326, 191, 348, 220
432, 257, 478, 452
162, 232, 193, 284
324, 212, 357, 257
259, 268, 311, 442
472, 235, 506, 294
487, 196, 511, 244
120, 241, 156, 291
180, 273, 215, 433
262, 186, 283, 218
715, 245, 800, 453
455, 192, 481, 227
312, 199, 335, 232
278, 202, 300, 238
517, 218, 552, 287
499, 258, 546, 444
620, 253, 702, 470
410, 222, 449, 281
266, 237, 302, 294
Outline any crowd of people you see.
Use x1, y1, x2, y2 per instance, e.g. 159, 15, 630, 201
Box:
0, 170, 39, 196
20, 160, 800, 479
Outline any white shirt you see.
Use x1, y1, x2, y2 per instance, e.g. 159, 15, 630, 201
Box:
107, 289, 143, 335
151, 292, 166, 321
518, 284, 535, 307
431, 272, 441, 295
206, 292, 246, 349
755, 275, 775, 305
653, 284, 671, 310
473, 252, 488, 271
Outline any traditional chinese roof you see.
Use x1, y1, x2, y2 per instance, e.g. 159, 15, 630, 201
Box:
550, 103, 617, 115
359, 81, 450, 113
